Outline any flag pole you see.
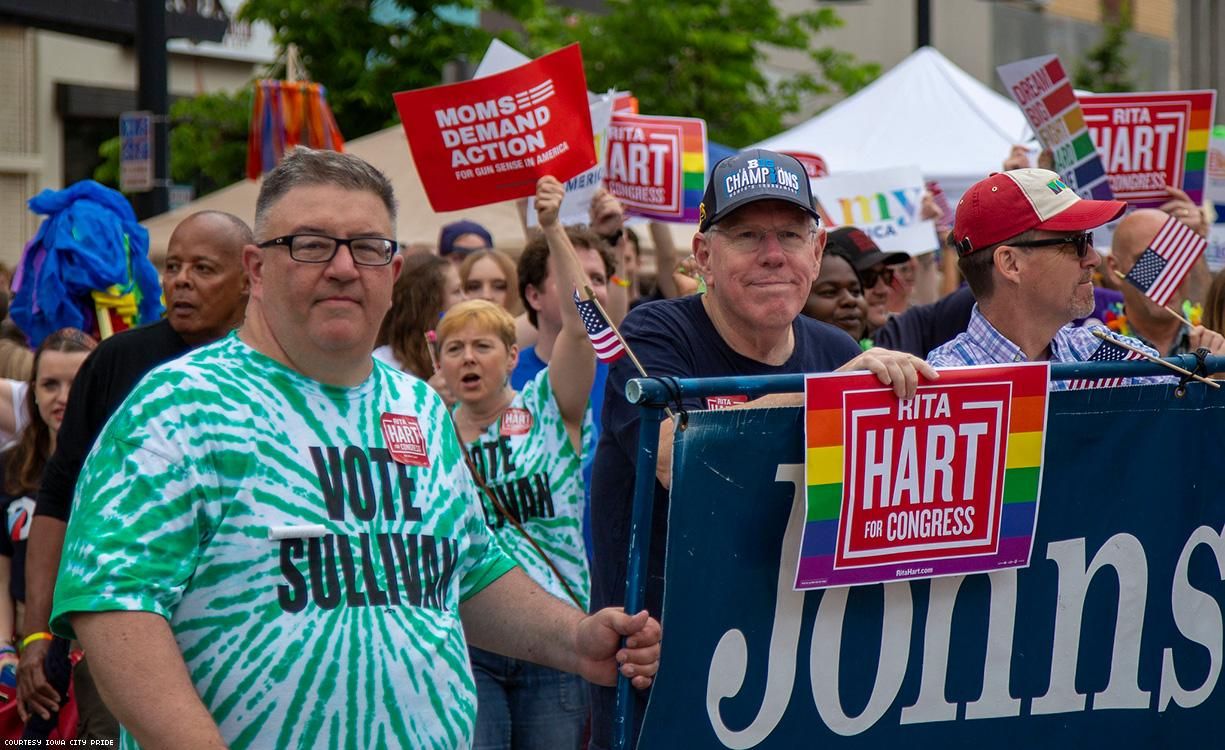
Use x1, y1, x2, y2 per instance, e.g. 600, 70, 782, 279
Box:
1113, 269, 1194, 326
583, 285, 676, 421
1090, 329, 1218, 388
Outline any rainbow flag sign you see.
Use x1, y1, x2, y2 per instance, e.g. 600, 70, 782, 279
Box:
1077, 90, 1216, 208
606, 112, 706, 223
795, 363, 1049, 590
997, 55, 1113, 201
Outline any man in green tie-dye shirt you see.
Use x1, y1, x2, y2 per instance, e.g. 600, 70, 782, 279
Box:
50, 148, 661, 750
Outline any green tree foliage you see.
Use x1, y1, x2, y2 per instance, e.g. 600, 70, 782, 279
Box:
95, 89, 252, 198
1073, 4, 1135, 93
238, 0, 547, 139
96, 1, 877, 193
524, 1, 880, 146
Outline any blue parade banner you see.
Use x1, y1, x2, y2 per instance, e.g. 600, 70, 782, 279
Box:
638, 383, 1225, 748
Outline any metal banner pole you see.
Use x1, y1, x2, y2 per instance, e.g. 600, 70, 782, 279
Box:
613, 404, 664, 750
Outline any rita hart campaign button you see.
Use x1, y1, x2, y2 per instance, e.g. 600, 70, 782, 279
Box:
380, 413, 430, 467
500, 407, 533, 437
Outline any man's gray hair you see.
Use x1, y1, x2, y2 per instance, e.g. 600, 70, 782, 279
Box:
254, 147, 397, 235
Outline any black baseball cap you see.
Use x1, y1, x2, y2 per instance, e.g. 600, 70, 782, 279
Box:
699, 149, 820, 232
826, 226, 909, 271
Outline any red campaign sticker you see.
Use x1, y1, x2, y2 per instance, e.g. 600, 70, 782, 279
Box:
705, 395, 749, 410
500, 408, 533, 436
380, 413, 430, 467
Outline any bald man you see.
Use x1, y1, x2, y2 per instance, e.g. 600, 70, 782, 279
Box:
1106, 208, 1225, 357
17, 211, 250, 740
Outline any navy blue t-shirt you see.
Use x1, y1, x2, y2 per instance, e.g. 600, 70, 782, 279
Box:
586, 293, 861, 748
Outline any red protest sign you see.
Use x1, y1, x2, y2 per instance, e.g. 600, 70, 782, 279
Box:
799, 363, 1048, 590
1078, 90, 1216, 207
393, 44, 596, 212
781, 151, 829, 180
612, 92, 639, 113
835, 382, 1011, 569
606, 112, 706, 223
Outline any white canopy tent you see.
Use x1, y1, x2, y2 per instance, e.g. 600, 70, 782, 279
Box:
755, 46, 1032, 200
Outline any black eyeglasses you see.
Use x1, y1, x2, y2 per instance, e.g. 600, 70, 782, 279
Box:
258, 234, 398, 266
1008, 233, 1094, 259
860, 266, 896, 288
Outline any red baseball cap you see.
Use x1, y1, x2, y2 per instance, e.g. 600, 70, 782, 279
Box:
952, 168, 1125, 255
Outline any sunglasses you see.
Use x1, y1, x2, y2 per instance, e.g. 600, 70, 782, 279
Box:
860, 266, 896, 288
1009, 233, 1094, 259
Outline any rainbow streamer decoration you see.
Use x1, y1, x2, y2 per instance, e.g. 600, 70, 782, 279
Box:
998, 55, 1114, 201
246, 80, 345, 180
794, 363, 1049, 590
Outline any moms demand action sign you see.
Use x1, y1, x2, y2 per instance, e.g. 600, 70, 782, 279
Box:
797, 364, 1048, 589
394, 44, 596, 211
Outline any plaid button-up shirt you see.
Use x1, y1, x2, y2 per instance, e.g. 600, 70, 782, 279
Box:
927, 306, 1167, 390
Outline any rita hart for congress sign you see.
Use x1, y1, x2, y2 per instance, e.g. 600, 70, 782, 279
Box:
796, 363, 1048, 590
394, 44, 596, 212
605, 112, 706, 223
1078, 90, 1216, 208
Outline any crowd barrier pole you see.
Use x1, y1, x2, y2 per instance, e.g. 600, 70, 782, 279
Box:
610, 353, 1225, 750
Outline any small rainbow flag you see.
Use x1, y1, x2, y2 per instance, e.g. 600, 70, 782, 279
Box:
794, 363, 1049, 590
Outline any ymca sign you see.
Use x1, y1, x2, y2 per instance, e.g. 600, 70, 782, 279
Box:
810, 166, 938, 255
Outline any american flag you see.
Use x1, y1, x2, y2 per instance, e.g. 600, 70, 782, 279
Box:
573, 291, 625, 363
1124, 216, 1206, 306
1066, 336, 1145, 390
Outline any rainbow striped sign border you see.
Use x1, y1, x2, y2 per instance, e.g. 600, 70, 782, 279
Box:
796, 363, 1050, 590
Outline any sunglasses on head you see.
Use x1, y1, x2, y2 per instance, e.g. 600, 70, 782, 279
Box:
1008, 233, 1095, 259
860, 266, 896, 288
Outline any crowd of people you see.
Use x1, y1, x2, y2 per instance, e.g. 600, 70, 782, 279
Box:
0, 139, 1217, 749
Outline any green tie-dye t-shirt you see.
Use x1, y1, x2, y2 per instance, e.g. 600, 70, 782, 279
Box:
462, 368, 590, 609
51, 334, 516, 750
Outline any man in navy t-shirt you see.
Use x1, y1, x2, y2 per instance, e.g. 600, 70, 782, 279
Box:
586, 149, 936, 749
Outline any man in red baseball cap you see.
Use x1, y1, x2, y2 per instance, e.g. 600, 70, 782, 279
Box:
926, 169, 1164, 387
